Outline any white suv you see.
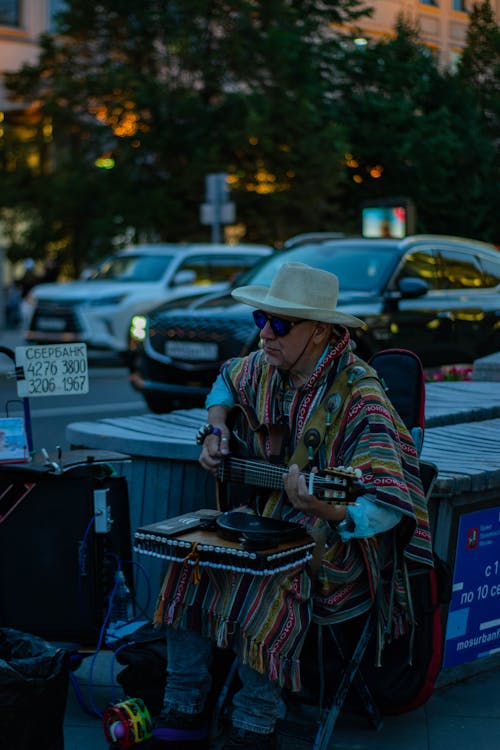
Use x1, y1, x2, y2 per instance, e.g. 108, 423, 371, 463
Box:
25, 243, 272, 353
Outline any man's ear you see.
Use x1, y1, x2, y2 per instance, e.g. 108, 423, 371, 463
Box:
313, 322, 331, 340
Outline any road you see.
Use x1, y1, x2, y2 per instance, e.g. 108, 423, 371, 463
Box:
0, 362, 147, 453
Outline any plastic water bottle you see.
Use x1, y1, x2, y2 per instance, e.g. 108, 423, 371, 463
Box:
109, 570, 134, 626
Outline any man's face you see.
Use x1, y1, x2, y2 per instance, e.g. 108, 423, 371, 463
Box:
256, 311, 317, 370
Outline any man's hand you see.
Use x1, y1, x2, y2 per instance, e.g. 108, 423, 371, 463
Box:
284, 464, 347, 522
198, 426, 231, 476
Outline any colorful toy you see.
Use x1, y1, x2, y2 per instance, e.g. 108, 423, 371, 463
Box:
103, 698, 152, 748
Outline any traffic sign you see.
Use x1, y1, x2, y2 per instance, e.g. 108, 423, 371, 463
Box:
200, 202, 235, 225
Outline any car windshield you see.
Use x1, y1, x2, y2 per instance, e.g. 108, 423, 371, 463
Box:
89, 254, 175, 282
242, 242, 399, 292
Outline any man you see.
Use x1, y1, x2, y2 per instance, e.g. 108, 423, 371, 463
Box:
152, 262, 433, 749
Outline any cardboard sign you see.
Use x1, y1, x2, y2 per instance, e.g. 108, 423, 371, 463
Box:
15, 344, 89, 398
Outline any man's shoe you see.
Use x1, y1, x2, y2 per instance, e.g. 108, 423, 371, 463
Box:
220, 727, 276, 749
152, 708, 209, 744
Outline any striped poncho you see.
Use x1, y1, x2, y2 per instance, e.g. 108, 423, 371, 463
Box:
155, 329, 433, 690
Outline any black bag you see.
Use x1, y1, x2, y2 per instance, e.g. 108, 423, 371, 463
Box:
114, 625, 167, 716
363, 556, 451, 714
0, 628, 70, 750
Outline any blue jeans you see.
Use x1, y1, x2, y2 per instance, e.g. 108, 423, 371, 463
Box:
164, 625, 284, 734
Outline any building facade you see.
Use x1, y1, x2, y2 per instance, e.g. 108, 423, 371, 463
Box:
351, 0, 500, 69
0, 1, 65, 110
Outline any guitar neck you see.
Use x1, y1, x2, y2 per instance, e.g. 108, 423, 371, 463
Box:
218, 456, 354, 502
218, 456, 287, 492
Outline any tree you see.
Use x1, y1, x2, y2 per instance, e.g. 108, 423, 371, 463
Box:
330, 16, 499, 242
2, 0, 370, 273
458, 0, 500, 137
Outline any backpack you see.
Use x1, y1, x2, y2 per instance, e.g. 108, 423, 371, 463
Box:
113, 625, 167, 716
362, 348, 450, 714
362, 554, 451, 714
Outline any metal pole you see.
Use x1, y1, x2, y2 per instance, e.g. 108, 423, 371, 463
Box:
0, 245, 5, 329
211, 176, 221, 244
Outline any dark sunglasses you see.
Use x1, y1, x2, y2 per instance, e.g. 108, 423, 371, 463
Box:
252, 309, 307, 337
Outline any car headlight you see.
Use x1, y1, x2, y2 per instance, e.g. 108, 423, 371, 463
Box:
130, 314, 148, 343
86, 294, 127, 306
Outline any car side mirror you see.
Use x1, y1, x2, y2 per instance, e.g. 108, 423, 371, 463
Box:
172, 270, 197, 286
397, 277, 429, 298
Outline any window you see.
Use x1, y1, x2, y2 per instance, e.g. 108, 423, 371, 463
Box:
178, 255, 266, 286
0, 0, 19, 26
420, 0, 439, 6
438, 249, 483, 289
478, 257, 500, 288
452, 0, 468, 12
89, 254, 176, 282
395, 250, 440, 290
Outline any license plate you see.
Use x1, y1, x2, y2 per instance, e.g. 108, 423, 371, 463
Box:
164, 341, 219, 361
35, 317, 67, 331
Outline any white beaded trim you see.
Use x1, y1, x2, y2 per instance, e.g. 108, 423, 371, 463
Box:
133, 546, 313, 576
133, 533, 315, 576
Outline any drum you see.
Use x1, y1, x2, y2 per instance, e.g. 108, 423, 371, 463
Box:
134, 509, 315, 576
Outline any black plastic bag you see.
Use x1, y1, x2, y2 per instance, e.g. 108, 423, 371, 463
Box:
114, 625, 167, 716
0, 628, 70, 750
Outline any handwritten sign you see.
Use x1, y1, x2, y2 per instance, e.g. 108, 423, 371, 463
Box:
443, 505, 500, 669
15, 344, 89, 398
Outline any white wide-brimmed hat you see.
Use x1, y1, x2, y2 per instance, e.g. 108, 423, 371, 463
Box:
231, 261, 365, 327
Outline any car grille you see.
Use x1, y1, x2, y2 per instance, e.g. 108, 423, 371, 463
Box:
31, 300, 82, 334
148, 314, 257, 363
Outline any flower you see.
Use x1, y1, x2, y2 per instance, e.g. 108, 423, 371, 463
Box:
426, 365, 473, 382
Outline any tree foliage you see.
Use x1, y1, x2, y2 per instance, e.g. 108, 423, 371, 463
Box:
2, 0, 369, 272
330, 15, 499, 242
458, 0, 500, 139
0, 0, 498, 273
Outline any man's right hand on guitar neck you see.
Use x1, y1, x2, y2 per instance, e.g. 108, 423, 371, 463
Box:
198, 405, 231, 476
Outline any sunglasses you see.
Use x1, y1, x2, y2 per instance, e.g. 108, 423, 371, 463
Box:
252, 309, 307, 337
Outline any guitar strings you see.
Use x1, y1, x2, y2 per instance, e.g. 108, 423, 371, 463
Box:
218, 456, 349, 492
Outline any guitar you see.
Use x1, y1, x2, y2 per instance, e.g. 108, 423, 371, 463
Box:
214, 405, 364, 510
217, 455, 364, 505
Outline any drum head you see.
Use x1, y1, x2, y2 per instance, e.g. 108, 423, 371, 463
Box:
216, 511, 307, 549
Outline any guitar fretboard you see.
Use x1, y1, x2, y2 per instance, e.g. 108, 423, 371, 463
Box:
218, 456, 354, 501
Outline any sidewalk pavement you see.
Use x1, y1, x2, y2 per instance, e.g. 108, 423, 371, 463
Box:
63, 648, 500, 750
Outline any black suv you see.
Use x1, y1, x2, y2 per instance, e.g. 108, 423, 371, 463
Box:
129, 235, 500, 413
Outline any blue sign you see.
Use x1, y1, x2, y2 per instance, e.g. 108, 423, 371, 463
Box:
443, 506, 500, 669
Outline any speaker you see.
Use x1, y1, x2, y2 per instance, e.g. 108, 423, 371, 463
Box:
0, 459, 131, 644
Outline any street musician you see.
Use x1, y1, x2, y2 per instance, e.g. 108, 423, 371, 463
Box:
152, 262, 433, 749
